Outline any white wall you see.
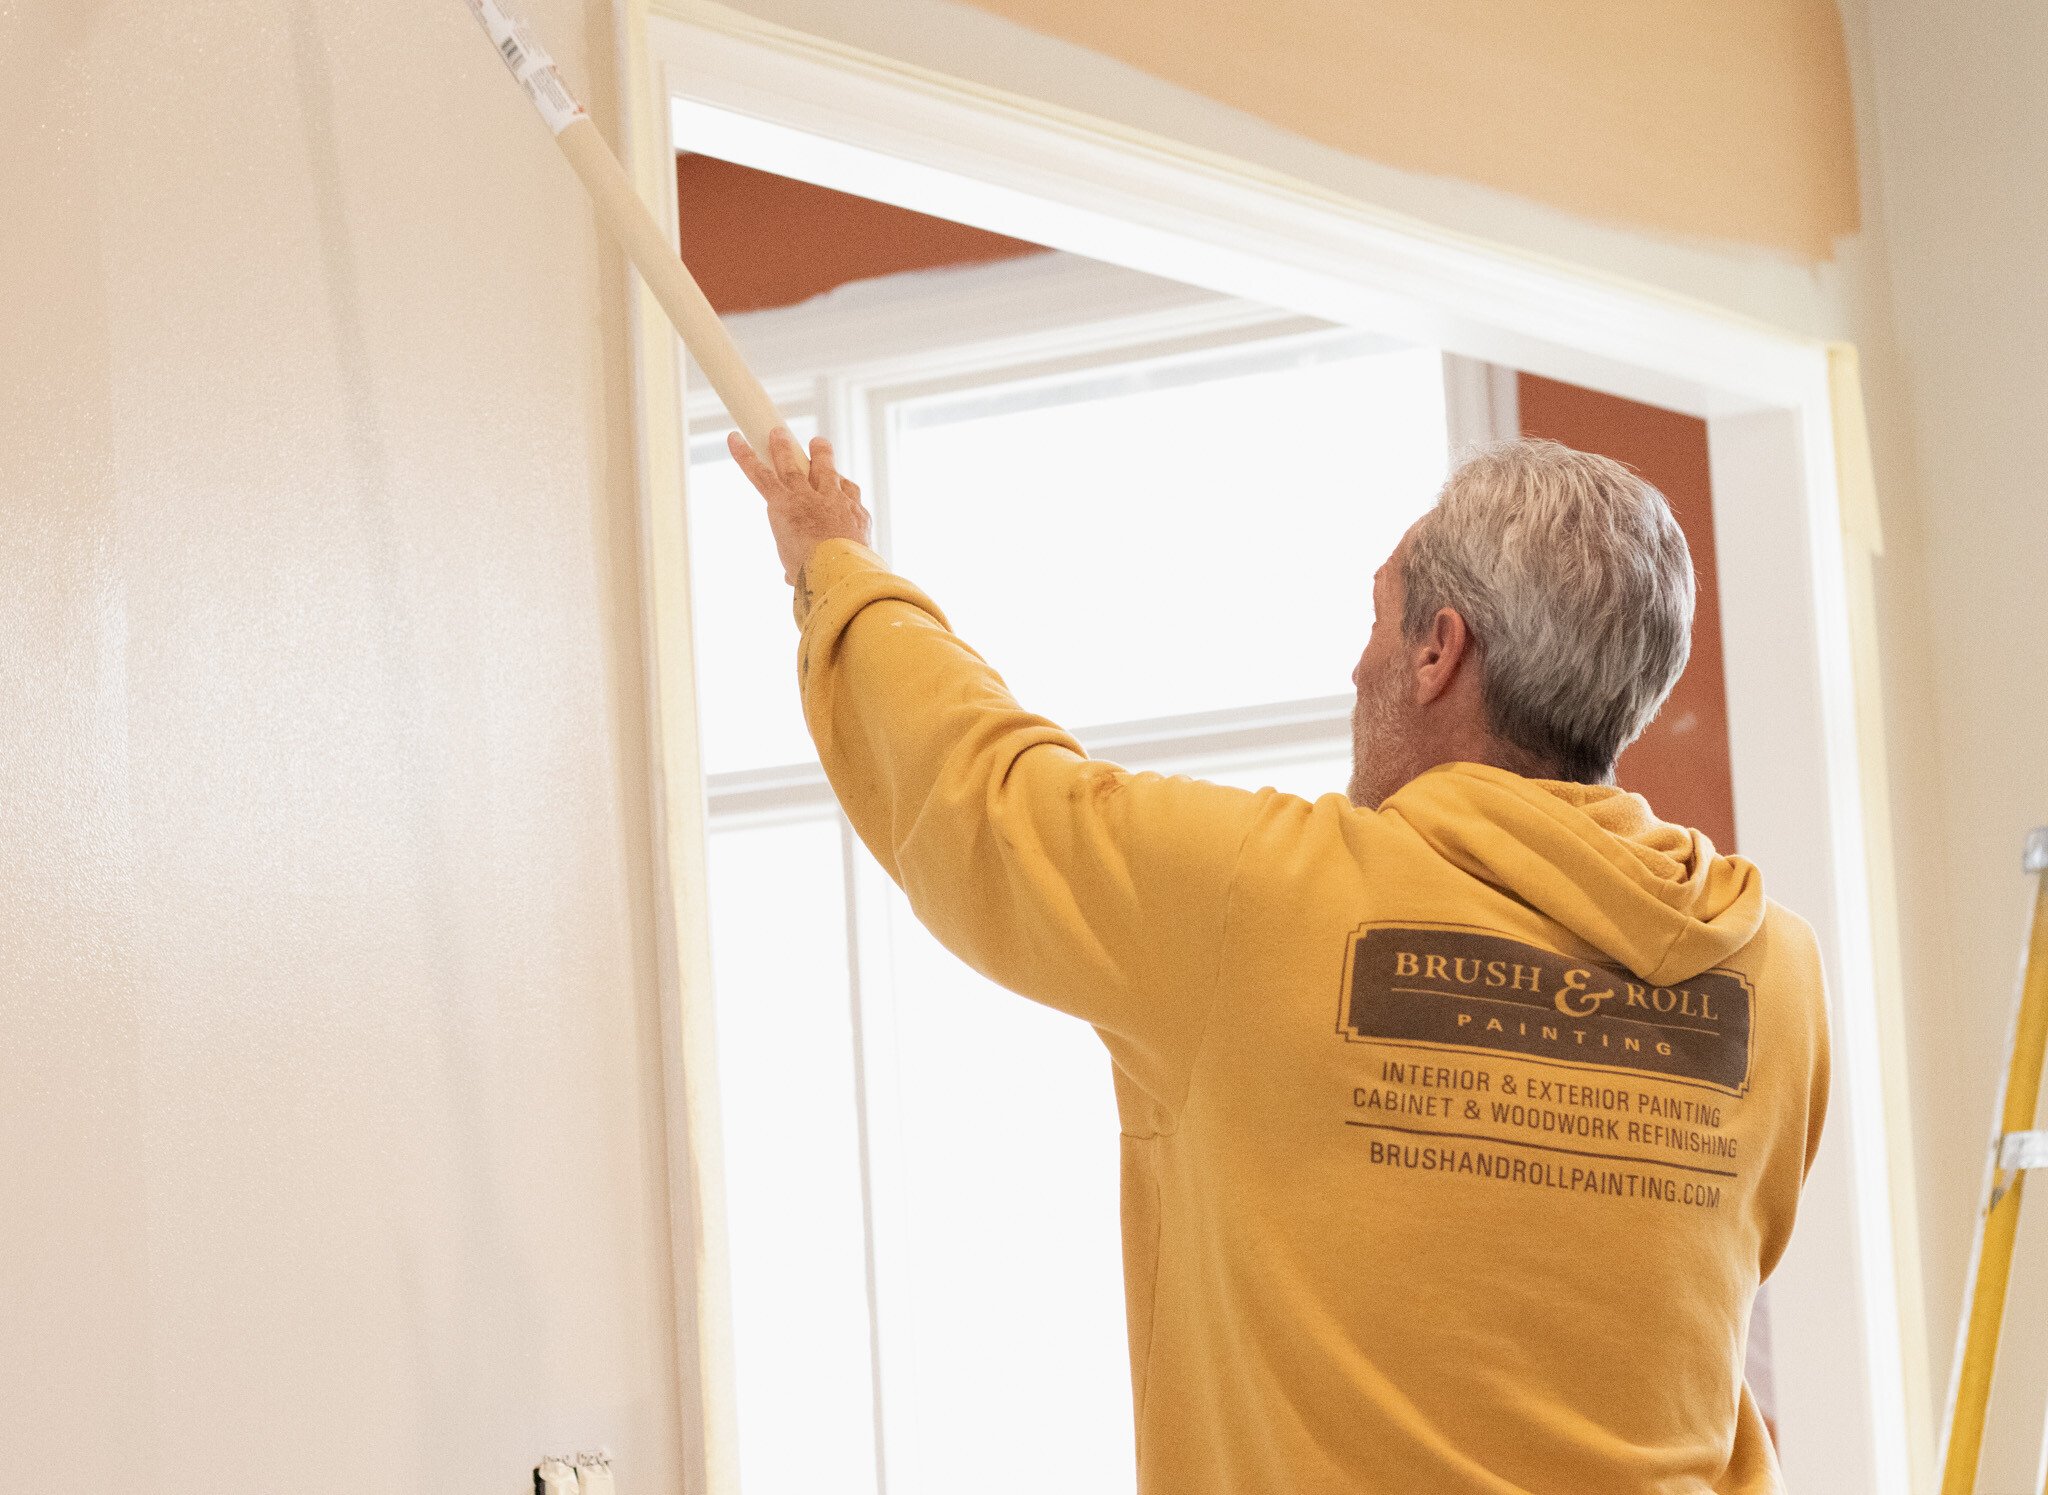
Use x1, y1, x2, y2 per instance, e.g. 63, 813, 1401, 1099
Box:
1843, 0, 2048, 1483
0, 2, 685, 1489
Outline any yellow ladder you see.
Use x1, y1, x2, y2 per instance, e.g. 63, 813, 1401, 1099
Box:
1940, 827, 2048, 1495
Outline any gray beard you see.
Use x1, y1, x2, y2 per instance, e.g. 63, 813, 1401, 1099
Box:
1348, 658, 1414, 809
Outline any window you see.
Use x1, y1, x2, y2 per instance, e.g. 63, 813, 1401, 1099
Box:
686, 413, 820, 775
685, 255, 1456, 1494
879, 334, 1447, 729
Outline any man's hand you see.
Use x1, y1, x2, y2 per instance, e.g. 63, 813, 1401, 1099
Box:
728, 426, 873, 590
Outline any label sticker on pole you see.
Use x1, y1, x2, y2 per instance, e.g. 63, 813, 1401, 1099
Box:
456, 0, 799, 469
465, 0, 588, 135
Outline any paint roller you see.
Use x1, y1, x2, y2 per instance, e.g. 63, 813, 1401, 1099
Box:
461, 0, 803, 474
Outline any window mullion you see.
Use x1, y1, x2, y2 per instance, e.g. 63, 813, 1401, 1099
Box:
844, 829, 918, 1489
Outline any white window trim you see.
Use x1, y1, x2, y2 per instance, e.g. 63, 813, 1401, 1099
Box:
688, 250, 1282, 395
614, 4, 1929, 1492
702, 693, 1355, 828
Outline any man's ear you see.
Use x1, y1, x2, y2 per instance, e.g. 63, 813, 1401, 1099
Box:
1412, 607, 1473, 707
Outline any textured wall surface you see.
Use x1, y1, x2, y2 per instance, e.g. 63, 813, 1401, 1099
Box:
1843, 0, 2048, 1478
0, 3, 684, 1489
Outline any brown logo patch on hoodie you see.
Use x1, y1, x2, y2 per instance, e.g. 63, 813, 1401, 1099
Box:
1339, 924, 1753, 1096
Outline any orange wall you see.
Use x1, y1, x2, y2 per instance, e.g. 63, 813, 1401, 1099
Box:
1517, 375, 1737, 851
952, 0, 1859, 260
678, 155, 1047, 314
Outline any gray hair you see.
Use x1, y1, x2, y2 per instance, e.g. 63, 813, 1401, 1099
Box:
1400, 439, 1695, 783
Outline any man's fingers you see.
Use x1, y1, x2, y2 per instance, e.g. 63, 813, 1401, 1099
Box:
727, 424, 871, 581
769, 426, 808, 487
808, 436, 840, 492
726, 431, 778, 496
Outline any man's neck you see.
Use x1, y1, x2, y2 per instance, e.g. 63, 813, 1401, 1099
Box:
1425, 727, 1560, 784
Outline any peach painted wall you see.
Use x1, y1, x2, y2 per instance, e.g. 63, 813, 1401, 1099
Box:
952, 0, 1861, 259
0, 3, 684, 1489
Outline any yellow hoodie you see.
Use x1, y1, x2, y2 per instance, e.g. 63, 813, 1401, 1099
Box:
796, 540, 1830, 1495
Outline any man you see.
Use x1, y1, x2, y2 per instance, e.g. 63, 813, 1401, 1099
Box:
728, 427, 1828, 1494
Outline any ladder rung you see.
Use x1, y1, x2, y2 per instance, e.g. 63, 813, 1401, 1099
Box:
1997, 1129, 2048, 1171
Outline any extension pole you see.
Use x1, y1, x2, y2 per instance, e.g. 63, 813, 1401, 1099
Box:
461, 0, 801, 472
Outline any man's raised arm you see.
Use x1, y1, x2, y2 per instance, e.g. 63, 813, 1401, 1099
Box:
729, 428, 1270, 1110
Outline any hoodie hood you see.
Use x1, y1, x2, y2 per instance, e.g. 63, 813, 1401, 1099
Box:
1382, 762, 1764, 985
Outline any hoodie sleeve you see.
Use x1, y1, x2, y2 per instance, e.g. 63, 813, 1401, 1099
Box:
794, 539, 1268, 1110
1798, 924, 1832, 1185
